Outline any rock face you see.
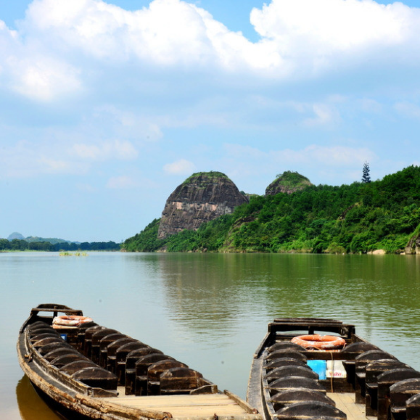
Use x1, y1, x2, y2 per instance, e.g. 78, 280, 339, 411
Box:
158, 172, 248, 239
265, 171, 312, 196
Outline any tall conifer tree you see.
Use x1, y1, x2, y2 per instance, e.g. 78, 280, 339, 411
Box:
362, 162, 371, 183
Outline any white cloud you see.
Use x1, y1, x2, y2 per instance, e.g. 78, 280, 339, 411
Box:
225, 143, 376, 167
0, 0, 417, 103
361, 99, 382, 114
0, 141, 88, 178
8, 56, 81, 101
304, 104, 340, 127
394, 102, 420, 119
71, 140, 138, 160
164, 159, 196, 175
106, 175, 137, 189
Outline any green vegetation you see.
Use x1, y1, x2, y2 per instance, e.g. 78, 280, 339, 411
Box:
123, 165, 420, 254
271, 170, 312, 190
0, 239, 120, 252
182, 171, 229, 185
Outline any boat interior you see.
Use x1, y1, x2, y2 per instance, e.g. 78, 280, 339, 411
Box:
248, 318, 420, 420
19, 304, 259, 420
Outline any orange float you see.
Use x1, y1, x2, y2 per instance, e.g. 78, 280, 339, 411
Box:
291, 334, 346, 350
52, 315, 93, 328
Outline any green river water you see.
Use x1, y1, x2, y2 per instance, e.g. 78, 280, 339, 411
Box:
1, 252, 420, 420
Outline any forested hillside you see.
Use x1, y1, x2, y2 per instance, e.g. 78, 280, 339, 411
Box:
0, 240, 120, 252
123, 166, 420, 254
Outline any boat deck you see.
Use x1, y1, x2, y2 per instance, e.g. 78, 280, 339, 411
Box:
327, 393, 375, 420
100, 388, 253, 418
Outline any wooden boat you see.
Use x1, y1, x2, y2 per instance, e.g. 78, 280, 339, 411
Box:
247, 318, 420, 420
17, 303, 261, 420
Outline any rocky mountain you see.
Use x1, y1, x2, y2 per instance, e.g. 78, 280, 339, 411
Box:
265, 171, 312, 196
157, 171, 248, 239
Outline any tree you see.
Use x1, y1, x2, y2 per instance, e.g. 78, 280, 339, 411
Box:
362, 162, 371, 183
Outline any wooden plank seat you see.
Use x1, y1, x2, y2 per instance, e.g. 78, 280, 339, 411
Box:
341, 342, 380, 389
147, 360, 189, 396
268, 343, 306, 353
33, 336, 65, 348
265, 351, 307, 363
269, 389, 336, 411
135, 354, 175, 396
28, 321, 50, 330
377, 369, 420, 420
265, 358, 308, 372
389, 378, 420, 420
59, 360, 98, 375
44, 347, 81, 362
106, 337, 137, 373
50, 353, 90, 368
125, 347, 162, 395
355, 350, 397, 403
72, 367, 118, 390
28, 323, 54, 334
30, 332, 60, 343
76, 321, 98, 352
365, 360, 409, 416
89, 329, 119, 361
275, 401, 346, 420
264, 366, 319, 383
405, 392, 420, 420
266, 377, 326, 397
115, 341, 149, 385
159, 367, 203, 395
38, 341, 74, 356
29, 328, 58, 339
82, 325, 105, 356
98, 333, 127, 367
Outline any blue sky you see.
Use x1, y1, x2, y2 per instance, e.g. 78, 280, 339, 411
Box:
1, 0, 420, 242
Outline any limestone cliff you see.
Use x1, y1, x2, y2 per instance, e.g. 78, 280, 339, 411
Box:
265, 171, 312, 196
158, 172, 248, 239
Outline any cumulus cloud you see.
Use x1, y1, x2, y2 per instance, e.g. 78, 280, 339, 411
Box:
163, 159, 196, 175
0, 0, 419, 102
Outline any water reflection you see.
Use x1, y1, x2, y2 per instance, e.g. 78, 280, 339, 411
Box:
155, 253, 420, 371
4, 252, 420, 419
16, 376, 60, 420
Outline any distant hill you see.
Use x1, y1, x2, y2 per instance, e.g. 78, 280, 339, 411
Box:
7, 232, 25, 240
25, 236, 76, 245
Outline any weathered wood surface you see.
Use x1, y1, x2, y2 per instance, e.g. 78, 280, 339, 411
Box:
270, 389, 335, 412
100, 393, 259, 418
264, 357, 307, 371
275, 400, 346, 419
327, 392, 376, 420
264, 365, 318, 383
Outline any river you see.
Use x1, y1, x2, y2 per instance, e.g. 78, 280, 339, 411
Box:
2, 252, 420, 420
